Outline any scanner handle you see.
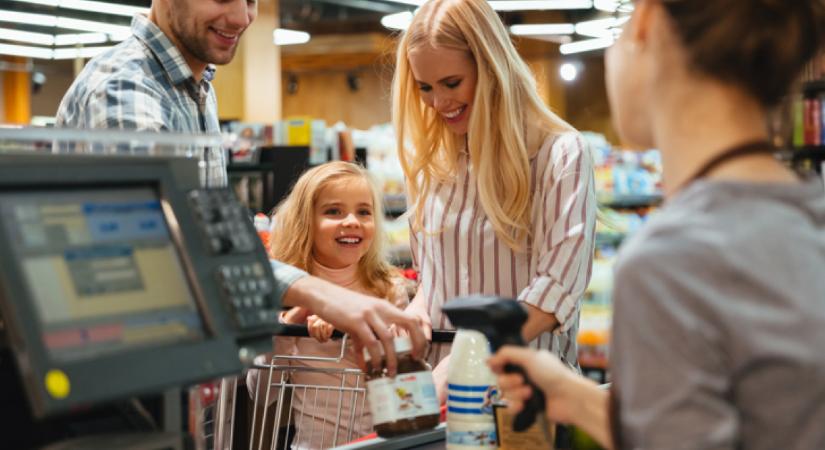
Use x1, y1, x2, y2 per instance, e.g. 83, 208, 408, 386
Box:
503, 363, 546, 432
497, 335, 546, 432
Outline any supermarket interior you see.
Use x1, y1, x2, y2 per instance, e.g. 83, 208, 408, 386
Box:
1, 1, 824, 449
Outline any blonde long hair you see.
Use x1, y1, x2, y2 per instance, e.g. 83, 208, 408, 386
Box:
393, 0, 573, 251
269, 161, 398, 299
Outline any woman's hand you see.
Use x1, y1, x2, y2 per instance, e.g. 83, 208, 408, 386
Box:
280, 306, 310, 324
404, 288, 432, 340
432, 354, 450, 405
487, 346, 580, 424
307, 314, 335, 343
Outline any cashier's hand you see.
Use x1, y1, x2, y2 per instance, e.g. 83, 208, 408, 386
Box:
488, 346, 579, 424
284, 276, 426, 376
307, 315, 334, 343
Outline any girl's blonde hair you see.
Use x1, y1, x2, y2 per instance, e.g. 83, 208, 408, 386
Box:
393, 0, 573, 251
269, 161, 398, 299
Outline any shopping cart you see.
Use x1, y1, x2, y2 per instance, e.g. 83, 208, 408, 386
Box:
192, 325, 455, 450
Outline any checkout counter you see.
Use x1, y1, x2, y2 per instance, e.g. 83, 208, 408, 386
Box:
0, 128, 285, 449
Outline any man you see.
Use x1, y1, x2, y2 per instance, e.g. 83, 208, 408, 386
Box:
56, 0, 423, 370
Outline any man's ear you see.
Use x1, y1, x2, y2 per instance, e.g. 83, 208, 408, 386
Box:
627, 0, 656, 48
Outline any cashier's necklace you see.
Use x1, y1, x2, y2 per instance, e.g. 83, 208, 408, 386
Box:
676, 139, 777, 192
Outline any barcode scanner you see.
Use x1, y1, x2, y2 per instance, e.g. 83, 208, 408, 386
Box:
442, 296, 545, 432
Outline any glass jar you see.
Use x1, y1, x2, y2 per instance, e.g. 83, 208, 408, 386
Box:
364, 336, 440, 437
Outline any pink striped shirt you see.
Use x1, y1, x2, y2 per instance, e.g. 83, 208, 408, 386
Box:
411, 132, 596, 369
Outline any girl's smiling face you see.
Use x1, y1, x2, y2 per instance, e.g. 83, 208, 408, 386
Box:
312, 177, 376, 269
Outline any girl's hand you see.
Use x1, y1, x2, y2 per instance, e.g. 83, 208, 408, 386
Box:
307, 314, 335, 343
487, 346, 580, 424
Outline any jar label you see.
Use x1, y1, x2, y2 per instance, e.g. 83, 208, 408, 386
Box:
367, 370, 440, 425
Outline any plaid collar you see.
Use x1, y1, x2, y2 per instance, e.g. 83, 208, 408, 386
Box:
130, 14, 216, 85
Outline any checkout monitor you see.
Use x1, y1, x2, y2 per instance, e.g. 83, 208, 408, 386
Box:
0, 186, 204, 363
0, 154, 265, 420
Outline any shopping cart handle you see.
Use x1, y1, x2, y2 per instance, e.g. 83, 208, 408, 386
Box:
276, 325, 457, 344
277, 324, 346, 339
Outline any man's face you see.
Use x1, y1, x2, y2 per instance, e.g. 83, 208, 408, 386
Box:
168, 0, 258, 66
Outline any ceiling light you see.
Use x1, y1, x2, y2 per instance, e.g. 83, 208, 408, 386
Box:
510, 23, 575, 36
559, 36, 614, 54
9, 0, 148, 17
574, 16, 629, 38
107, 28, 131, 41
56, 17, 130, 35
594, 0, 634, 12
54, 32, 107, 46
0, 43, 53, 59
0, 10, 130, 35
0, 27, 55, 46
381, 0, 423, 5
0, 10, 59, 27
53, 45, 112, 59
273, 28, 310, 46
559, 62, 578, 81
381, 11, 414, 30
382, 0, 592, 10
489, 0, 592, 11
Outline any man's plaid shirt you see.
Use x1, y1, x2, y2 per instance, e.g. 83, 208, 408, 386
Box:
56, 14, 227, 188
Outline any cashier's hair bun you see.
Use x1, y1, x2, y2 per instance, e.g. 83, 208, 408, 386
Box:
660, 0, 825, 106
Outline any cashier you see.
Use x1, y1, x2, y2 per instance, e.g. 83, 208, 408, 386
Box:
489, 0, 825, 449
54, 0, 425, 371
392, 0, 597, 401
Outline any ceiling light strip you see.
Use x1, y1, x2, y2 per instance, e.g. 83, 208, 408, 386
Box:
9, 0, 148, 17
0, 42, 54, 59
510, 23, 576, 36
0, 9, 130, 35
382, 0, 592, 10
273, 28, 310, 46
489, 0, 592, 11
0, 27, 55, 45
559, 36, 614, 54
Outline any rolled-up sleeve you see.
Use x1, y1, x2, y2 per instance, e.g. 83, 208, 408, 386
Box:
269, 260, 308, 306
518, 133, 596, 333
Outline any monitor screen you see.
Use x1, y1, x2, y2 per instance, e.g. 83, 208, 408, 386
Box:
0, 187, 205, 363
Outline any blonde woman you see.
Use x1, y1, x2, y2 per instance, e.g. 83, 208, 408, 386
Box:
393, 0, 597, 401
261, 162, 408, 449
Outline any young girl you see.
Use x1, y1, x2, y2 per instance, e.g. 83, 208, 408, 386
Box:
268, 161, 409, 449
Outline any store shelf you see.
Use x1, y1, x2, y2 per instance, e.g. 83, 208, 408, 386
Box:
595, 232, 625, 247
790, 146, 825, 161
802, 80, 825, 96
782, 147, 825, 174
383, 193, 407, 218
598, 193, 663, 209
388, 244, 412, 268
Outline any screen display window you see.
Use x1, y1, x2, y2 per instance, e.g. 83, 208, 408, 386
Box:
0, 187, 204, 362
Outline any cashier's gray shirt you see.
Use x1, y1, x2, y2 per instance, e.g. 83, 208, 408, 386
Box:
610, 178, 825, 450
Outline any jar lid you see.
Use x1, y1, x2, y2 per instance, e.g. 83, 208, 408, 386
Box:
362, 336, 412, 361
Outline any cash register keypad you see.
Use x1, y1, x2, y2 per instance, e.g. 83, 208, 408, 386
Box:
217, 262, 278, 328
188, 189, 257, 255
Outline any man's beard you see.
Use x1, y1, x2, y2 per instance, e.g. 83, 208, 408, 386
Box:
169, 12, 237, 67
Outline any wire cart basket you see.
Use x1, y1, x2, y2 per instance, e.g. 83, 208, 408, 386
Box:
192, 326, 455, 450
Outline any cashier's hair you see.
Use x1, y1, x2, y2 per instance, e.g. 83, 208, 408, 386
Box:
269, 162, 398, 299
657, 0, 825, 107
392, 0, 573, 252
